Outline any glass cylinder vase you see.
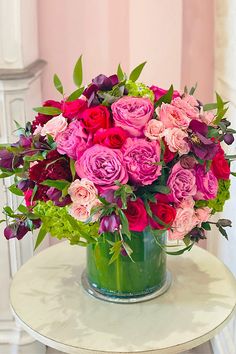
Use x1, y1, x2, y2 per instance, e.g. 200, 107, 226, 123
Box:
82, 231, 171, 303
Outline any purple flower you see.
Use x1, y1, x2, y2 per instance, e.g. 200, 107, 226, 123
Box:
224, 133, 234, 145
0, 150, 14, 170
46, 187, 71, 207
4, 222, 29, 240
188, 120, 219, 160
17, 179, 35, 192
99, 214, 120, 234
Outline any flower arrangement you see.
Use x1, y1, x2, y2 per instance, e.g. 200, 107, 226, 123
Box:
1, 57, 235, 261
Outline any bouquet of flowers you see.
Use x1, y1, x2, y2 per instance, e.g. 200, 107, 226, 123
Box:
1, 58, 235, 261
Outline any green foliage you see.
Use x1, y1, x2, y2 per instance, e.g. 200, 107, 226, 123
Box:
114, 182, 136, 209
8, 184, 24, 196
117, 63, 125, 81
213, 93, 229, 125
53, 74, 64, 95
125, 80, 154, 102
33, 201, 99, 247
189, 83, 198, 95
41, 179, 70, 191
154, 85, 173, 108
208, 179, 231, 213
129, 61, 146, 82
33, 106, 62, 115
73, 55, 83, 88
108, 239, 122, 264
67, 87, 84, 101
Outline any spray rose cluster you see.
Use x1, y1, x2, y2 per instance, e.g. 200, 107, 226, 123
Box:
0, 59, 234, 255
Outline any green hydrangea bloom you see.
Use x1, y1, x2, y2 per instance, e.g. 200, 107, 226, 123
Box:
195, 179, 231, 213
125, 80, 155, 102
208, 179, 231, 213
33, 201, 99, 246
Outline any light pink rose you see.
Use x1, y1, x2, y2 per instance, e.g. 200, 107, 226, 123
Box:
163, 128, 190, 155
122, 138, 162, 186
144, 119, 164, 140
171, 96, 199, 119
200, 111, 215, 125
159, 103, 190, 129
56, 120, 88, 160
69, 203, 90, 222
90, 199, 102, 222
195, 207, 212, 223
33, 125, 43, 135
195, 165, 218, 200
179, 197, 195, 209
75, 145, 128, 190
41, 115, 68, 139
111, 96, 154, 137
68, 178, 98, 205
182, 94, 199, 107
168, 207, 198, 240
167, 162, 197, 203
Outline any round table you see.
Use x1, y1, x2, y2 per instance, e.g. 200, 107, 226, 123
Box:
10, 242, 236, 354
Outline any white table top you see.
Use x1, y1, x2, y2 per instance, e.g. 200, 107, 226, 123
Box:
10, 242, 236, 354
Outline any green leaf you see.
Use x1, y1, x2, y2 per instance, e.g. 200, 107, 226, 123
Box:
155, 85, 174, 108
189, 83, 197, 95
231, 172, 236, 177
3, 206, 14, 217
41, 179, 70, 191
69, 159, 76, 180
201, 222, 211, 231
67, 87, 84, 101
0, 171, 14, 178
203, 102, 218, 111
117, 209, 131, 239
73, 55, 83, 88
129, 61, 146, 82
33, 106, 62, 115
53, 74, 64, 95
18, 204, 29, 213
117, 63, 125, 81
218, 226, 228, 240
165, 242, 194, 255
149, 185, 170, 194
108, 240, 122, 264
34, 226, 47, 250
8, 184, 24, 196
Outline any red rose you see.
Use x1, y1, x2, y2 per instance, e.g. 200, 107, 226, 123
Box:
82, 105, 111, 133
93, 127, 128, 149
62, 99, 87, 120
211, 151, 230, 180
31, 100, 62, 132
149, 201, 176, 229
124, 198, 148, 232
163, 140, 176, 163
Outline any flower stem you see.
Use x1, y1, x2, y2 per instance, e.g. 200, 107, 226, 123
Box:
115, 233, 122, 292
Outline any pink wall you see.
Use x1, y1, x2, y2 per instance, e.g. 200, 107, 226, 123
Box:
38, 0, 214, 103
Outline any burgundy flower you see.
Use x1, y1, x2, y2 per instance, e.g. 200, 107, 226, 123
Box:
188, 120, 219, 160
99, 214, 120, 234
0, 150, 22, 170
4, 222, 29, 240
46, 187, 71, 206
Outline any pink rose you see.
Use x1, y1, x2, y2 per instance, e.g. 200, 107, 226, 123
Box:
111, 96, 154, 137
56, 120, 88, 160
200, 111, 215, 125
196, 207, 212, 223
68, 178, 98, 205
168, 207, 198, 240
75, 145, 128, 190
144, 119, 164, 140
41, 115, 68, 139
195, 165, 218, 200
182, 94, 199, 107
150, 86, 180, 101
159, 103, 190, 129
172, 96, 199, 119
69, 203, 90, 222
167, 162, 197, 203
122, 138, 162, 186
163, 128, 190, 155
178, 197, 195, 209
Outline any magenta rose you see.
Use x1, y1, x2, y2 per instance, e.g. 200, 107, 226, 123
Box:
75, 145, 128, 190
55, 120, 88, 160
122, 138, 162, 186
62, 99, 87, 120
167, 162, 197, 203
150, 86, 180, 101
195, 165, 218, 200
111, 96, 154, 137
